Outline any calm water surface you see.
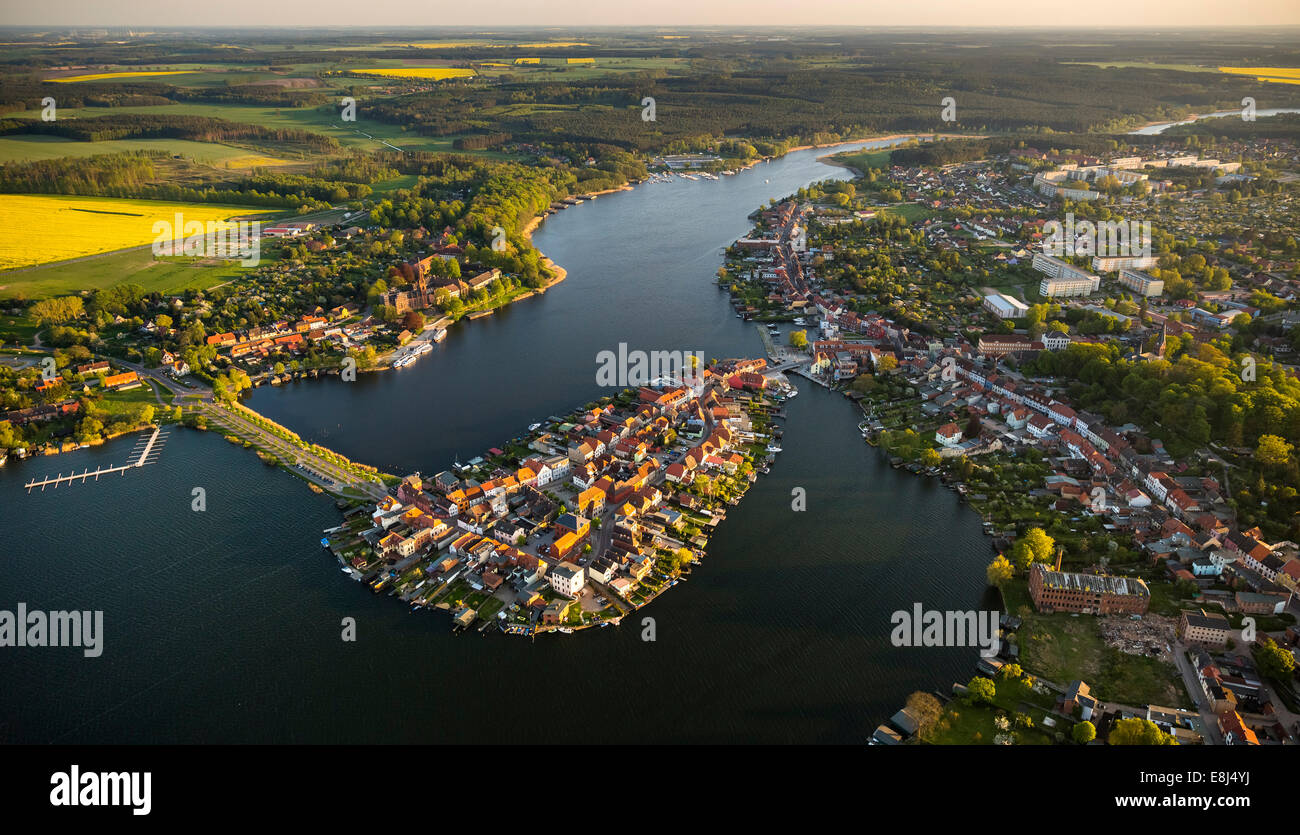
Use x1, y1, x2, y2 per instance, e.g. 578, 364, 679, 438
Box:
1, 139, 995, 743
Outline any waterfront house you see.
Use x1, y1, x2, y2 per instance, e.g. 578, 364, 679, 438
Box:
542, 599, 572, 625
548, 562, 585, 598
935, 423, 962, 447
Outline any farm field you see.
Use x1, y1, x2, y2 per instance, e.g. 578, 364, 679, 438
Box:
0, 195, 273, 272
347, 67, 476, 80
0, 238, 281, 301
2, 102, 479, 154
1219, 66, 1300, 84
49, 70, 198, 83
0, 134, 295, 167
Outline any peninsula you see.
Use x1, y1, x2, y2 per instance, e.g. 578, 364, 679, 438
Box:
322, 359, 791, 635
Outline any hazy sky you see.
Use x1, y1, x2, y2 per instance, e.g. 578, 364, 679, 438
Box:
3, 0, 1299, 28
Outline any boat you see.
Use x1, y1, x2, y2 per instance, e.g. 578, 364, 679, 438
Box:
766, 444, 783, 453
393, 354, 416, 369
528, 422, 542, 431
413, 342, 432, 356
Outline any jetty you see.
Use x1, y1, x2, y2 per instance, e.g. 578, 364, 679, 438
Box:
23, 425, 167, 493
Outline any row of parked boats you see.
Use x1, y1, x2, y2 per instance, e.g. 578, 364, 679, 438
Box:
648, 170, 734, 183
391, 339, 436, 369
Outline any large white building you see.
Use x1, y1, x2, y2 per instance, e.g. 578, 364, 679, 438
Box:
983, 292, 1029, 319
1093, 254, 1160, 273
1033, 252, 1092, 280
1034, 253, 1099, 297
548, 562, 586, 597
1119, 269, 1164, 297
1040, 275, 1100, 298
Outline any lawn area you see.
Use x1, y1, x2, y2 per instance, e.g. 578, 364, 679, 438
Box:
831, 148, 893, 172
1094, 648, 1189, 708
926, 674, 1057, 745
98, 384, 163, 417
477, 597, 505, 620
1017, 601, 1187, 708
1019, 611, 1104, 683
879, 203, 933, 223
926, 702, 1055, 745
369, 174, 422, 194
0, 243, 280, 300
0, 314, 41, 346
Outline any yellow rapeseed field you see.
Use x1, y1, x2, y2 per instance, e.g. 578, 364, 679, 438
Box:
51, 70, 198, 83
1219, 66, 1300, 84
0, 195, 268, 271
513, 57, 541, 65
566, 58, 595, 64
220, 155, 292, 169
350, 68, 476, 80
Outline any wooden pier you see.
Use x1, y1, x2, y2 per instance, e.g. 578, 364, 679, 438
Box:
23, 425, 167, 493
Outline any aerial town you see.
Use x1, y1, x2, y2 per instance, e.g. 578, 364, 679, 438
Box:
708, 128, 1300, 745
321, 359, 788, 635
2, 20, 1299, 773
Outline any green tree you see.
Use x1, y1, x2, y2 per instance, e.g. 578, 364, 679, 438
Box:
967, 676, 996, 705
1256, 434, 1294, 469
1011, 527, 1056, 569
1256, 638, 1296, 680
1109, 717, 1176, 745
986, 555, 1014, 587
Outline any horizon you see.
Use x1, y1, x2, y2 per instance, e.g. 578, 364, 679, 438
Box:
3, 1, 1300, 28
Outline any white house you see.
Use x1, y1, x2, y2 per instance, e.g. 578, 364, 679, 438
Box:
548, 562, 585, 597
935, 423, 963, 448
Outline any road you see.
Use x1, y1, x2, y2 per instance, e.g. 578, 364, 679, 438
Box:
1171, 641, 1225, 745
116, 357, 389, 501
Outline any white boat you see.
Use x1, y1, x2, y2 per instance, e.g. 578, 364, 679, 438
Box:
528, 422, 542, 431
393, 354, 416, 368
413, 342, 432, 355
766, 444, 783, 453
